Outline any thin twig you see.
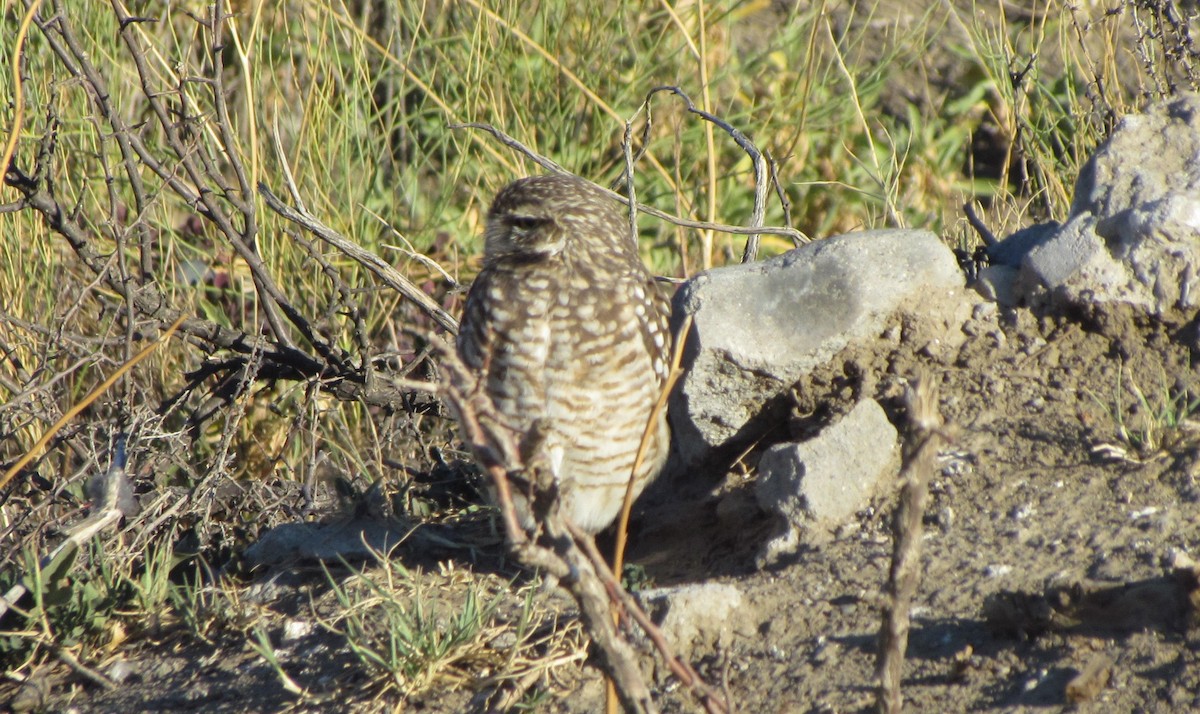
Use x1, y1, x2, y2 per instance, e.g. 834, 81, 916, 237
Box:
963, 201, 1000, 247
258, 184, 459, 335
638, 86, 770, 261
105, 0, 293, 351
0, 315, 185, 493
622, 116, 641, 251
766, 150, 794, 231
437, 339, 666, 712
451, 122, 808, 246
570, 523, 730, 714
15, 3, 436, 414
612, 314, 693, 576
53, 645, 116, 691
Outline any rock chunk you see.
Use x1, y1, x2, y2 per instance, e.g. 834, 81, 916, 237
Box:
635, 583, 751, 663
669, 228, 964, 472
1013, 92, 1200, 320
244, 519, 411, 568
754, 399, 899, 565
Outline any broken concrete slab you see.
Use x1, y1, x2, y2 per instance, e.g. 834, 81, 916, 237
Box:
668, 228, 965, 473
754, 398, 900, 566
1012, 92, 1200, 320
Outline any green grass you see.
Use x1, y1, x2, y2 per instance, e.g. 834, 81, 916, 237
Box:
322, 554, 505, 697
0, 535, 184, 667
1088, 365, 1200, 459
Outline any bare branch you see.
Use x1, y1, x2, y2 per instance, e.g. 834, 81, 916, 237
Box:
436, 339, 659, 708
570, 524, 731, 714
638, 86, 771, 261
258, 183, 459, 335
875, 372, 953, 714
963, 200, 1000, 247
451, 122, 809, 247
3, 4, 454, 418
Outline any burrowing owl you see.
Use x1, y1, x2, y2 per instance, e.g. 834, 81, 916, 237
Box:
456, 174, 672, 534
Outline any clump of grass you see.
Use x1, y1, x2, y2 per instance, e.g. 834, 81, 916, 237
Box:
0, 536, 189, 673
309, 550, 585, 704
1088, 366, 1200, 460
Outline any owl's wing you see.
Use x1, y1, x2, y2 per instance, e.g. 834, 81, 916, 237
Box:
456, 266, 551, 448
640, 275, 674, 387
456, 270, 496, 372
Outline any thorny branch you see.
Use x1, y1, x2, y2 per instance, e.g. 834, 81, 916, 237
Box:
3, 2, 443, 424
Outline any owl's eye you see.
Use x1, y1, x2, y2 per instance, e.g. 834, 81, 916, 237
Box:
508, 215, 546, 231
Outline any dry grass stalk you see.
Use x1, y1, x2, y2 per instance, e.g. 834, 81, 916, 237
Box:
875, 371, 950, 714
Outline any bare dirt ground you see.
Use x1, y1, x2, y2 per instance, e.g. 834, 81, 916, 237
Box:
11, 291, 1200, 713
619, 297, 1200, 713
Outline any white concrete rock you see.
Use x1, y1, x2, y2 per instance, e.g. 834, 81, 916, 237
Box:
755, 398, 899, 565
1014, 92, 1200, 319
668, 228, 965, 472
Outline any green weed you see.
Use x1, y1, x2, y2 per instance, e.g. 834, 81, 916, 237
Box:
1089, 366, 1200, 459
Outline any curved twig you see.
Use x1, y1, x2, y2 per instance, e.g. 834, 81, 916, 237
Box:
258, 184, 459, 335
639, 85, 771, 261
450, 122, 808, 247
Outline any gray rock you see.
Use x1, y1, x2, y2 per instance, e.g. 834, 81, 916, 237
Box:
1016, 92, 1200, 319
244, 518, 412, 568
755, 399, 899, 565
973, 264, 1020, 306
669, 228, 964, 470
975, 222, 1059, 306
986, 222, 1059, 267
635, 583, 751, 662
106, 659, 138, 684
1021, 213, 1137, 304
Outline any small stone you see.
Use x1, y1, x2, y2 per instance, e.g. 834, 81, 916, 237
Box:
984, 564, 1012, 578
489, 631, 518, 650
635, 583, 751, 662
972, 301, 998, 320
937, 506, 955, 533
755, 399, 899, 564
281, 619, 312, 644
106, 659, 137, 684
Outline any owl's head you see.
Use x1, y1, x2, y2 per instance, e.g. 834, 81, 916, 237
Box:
483, 174, 623, 263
